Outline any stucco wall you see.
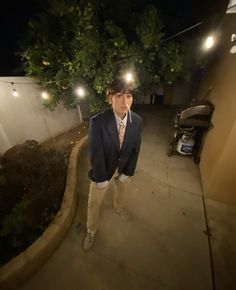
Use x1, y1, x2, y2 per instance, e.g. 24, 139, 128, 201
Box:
0, 77, 82, 154
199, 14, 236, 205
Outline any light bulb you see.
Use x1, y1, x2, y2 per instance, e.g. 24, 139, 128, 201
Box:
76, 87, 85, 97
41, 91, 50, 100
204, 36, 215, 49
124, 72, 133, 83
12, 88, 18, 97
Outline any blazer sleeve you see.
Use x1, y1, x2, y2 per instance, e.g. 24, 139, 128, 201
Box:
123, 119, 142, 176
88, 118, 108, 182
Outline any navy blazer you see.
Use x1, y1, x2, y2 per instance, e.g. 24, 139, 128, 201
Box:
88, 109, 142, 182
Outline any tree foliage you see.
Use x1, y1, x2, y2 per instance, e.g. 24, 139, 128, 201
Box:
20, 0, 185, 112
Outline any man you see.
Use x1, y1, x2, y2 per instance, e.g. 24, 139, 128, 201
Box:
83, 78, 143, 250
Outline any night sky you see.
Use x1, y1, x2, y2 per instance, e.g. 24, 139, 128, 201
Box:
0, 0, 41, 75
0, 0, 229, 76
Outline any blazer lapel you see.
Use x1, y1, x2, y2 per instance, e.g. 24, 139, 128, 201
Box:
106, 110, 120, 152
120, 116, 133, 153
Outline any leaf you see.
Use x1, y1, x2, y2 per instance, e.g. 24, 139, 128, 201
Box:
19, 1, 186, 113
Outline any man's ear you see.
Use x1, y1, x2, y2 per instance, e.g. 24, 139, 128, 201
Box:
108, 95, 113, 105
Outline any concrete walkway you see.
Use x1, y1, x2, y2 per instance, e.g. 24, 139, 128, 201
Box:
19, 105, 213, 290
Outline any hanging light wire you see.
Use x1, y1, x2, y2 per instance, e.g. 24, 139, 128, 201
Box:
163, 3, 236, 43
0, 79, 35, 84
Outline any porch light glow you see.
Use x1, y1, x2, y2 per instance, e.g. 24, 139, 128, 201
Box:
12, 88, 18, 97
204, 36, 215, 49
124, 72, 133, 83
76, 86, 85, 97
41, 91, 50, 100
11, 82, 18, 97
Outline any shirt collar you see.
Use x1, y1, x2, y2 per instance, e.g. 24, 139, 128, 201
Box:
113, 111, 128, 128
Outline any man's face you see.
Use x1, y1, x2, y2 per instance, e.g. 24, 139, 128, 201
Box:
110, 91, 133, 118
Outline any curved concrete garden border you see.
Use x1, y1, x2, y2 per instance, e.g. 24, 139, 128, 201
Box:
0, 135, 88, 290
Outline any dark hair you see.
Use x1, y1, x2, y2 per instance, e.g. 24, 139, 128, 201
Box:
107, 78, 134, 96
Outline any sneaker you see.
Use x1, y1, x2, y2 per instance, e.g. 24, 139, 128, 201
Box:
115, 207, 130, 221
83, 232, 95, 251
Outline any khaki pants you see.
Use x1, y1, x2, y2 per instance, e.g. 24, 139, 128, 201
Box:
86, 170, 129, 234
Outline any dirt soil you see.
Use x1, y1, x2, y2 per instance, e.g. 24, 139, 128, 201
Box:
41, 121, 89, 154
0, 121, 89, 266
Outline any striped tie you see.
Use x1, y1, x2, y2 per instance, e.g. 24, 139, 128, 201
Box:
118, 121, 125, 148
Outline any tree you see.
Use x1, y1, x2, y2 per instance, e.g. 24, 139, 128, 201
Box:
20, 0, 185, 112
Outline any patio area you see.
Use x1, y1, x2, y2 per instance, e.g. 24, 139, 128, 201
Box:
18, 105, 235, 290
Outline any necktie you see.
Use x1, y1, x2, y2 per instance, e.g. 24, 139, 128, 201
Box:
118, 121, 125, 148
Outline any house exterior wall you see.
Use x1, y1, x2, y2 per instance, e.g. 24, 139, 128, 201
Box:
0, 77, 82, 155
198, 14, 236, 205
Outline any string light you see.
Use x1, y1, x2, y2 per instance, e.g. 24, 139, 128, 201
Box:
0, 79, 88, 100
204, 35, 215, 49
11, 82, 19, 97
124, 72, 134, 83
1, 2, 236, 97
75, 86, 86, 98
12, 89, 18, 97
41, 91, 50, 100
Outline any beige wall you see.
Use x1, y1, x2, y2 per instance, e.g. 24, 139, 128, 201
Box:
0, 77, 82, 155
199, 14, 236, 205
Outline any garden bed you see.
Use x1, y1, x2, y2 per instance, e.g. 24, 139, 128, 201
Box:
0, 122, 88, 266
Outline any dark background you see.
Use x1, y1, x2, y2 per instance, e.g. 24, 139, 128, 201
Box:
0, 0, 229, 76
